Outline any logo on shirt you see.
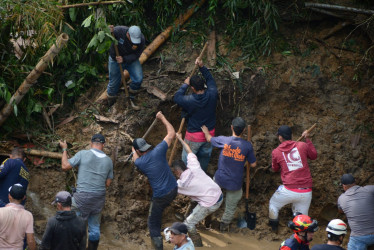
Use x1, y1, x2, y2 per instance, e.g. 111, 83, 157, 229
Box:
222, 144, 245, 162
19, 167, 30, 181
282, 148, 303, 171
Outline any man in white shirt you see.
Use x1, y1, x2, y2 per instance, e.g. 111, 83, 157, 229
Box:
172, 133, 223, 247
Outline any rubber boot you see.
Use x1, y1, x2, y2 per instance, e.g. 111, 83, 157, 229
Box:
188, 231, 203, 247
269, 219, 279, 233
106, 93, 117, 107
151, 236, 163, 250
87, 240, 99, 250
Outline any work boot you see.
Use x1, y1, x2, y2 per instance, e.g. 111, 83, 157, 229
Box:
129, 88, 141, 94
87, 240, 99, 250
269, 219, 279, 233
107, 94, 117, 107
188, 231, 203, 247
219, 222, 230, 232
151, 236, 163, 250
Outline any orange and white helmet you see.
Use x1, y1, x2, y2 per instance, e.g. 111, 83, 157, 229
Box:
326, 219, 347, 236
288, 214, 318, 233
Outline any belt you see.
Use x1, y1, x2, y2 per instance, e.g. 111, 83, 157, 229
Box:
216, 194, 223, 204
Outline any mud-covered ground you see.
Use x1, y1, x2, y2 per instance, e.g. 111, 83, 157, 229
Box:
24, 19, 374, 249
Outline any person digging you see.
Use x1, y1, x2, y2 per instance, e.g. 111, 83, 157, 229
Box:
172, 132, 223, 247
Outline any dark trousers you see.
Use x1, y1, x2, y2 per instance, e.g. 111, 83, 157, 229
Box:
148, 187, 178, 237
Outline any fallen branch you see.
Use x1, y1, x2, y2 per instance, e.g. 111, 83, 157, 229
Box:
305, 2, 374, 15
25, 149, 62, 159
58, 1, 126, 9
0, 33, 69, 127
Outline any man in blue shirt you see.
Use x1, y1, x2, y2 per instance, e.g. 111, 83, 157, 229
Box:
60, 134, 113, 250
173, 57, 218, 172
202, 117, 256, 231
132, 111, 178, 250
0, 147, 29, 207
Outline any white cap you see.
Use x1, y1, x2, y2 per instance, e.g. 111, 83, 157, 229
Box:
128, 26, 141, 44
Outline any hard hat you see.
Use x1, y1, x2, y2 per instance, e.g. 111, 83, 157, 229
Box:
288, 214, 318, 233
326, 219, 347, 236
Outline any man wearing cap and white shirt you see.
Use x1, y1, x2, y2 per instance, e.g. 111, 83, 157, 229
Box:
59, 134, 113, 250
269, 125, 317, 233
40, 191, 86, 250
202, 117, 257, 232
132, 111, 178, 250
0, 184, 36, 250
167, 222, 195, 250
107, 25, 145, 103
172, 132, 223, 246
338, 173, 374, 249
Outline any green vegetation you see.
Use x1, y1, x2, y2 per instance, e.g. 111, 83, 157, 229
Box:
0, 0, 280, 136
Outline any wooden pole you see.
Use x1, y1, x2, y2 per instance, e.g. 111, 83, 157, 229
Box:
96, 0, 207, 102
296, 123, 317, 142
25, 149, 63, 159
305, 2, 374, 15
0, 33, 69, 127
58, 1, 126, 9
167, 41, 209, 166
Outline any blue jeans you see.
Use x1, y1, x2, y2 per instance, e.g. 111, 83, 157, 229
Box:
148, 187, 177, 237
107, 56, 143, 96
72, 198, 101, 241
348, 235, 374, 250
182, 139, 212, 173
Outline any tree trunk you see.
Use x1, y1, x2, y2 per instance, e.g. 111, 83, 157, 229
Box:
0, 33, 69, 127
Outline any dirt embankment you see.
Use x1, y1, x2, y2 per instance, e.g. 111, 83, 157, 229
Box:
25, 19, 374, 249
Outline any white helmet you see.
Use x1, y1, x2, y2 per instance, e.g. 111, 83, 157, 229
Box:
326, 219, 347, 236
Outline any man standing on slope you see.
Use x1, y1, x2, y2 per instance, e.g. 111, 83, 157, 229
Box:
202, 117, 256, 231
173, 57, 218, 173
269, 125, 317, 233
338, 173, 374, 249
106, 25, 145, 104
60, 134, 113, 250
172, 132, 223, 246
132, 111, 178, 250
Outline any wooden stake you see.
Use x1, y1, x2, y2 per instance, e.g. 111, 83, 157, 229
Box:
58, 1, 127, 9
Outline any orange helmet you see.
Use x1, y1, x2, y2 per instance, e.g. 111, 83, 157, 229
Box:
288, 214, 318, 233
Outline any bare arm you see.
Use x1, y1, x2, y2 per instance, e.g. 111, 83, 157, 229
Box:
26, 233, 36, 250
106, 179, 112, 188
201, 125, 212, 142
250, 161, 257, 168
59, 140, 72, 171
176, 133, 192, 154
156, 111, 175, 147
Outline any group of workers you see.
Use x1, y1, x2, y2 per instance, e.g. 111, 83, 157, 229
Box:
0, 24, 373, 250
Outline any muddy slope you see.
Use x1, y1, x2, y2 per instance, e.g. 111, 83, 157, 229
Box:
25, 19, 374, 249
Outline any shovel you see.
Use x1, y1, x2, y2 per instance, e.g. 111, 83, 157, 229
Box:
238, 125, 256, 229
112, 32, 140, 111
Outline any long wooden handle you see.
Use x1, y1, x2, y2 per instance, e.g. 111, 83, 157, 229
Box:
143, 118, 158, 139
246, 125, 251, 199
112, 34, 130, 98
189, 41, 209, 78
296, 123, 317, 142
168, 118, 185, 166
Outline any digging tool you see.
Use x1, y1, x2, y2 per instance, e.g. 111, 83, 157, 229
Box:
112, 32, 140, 111
243, 125, 256, 229
296, 123, 317, 142
125, 117, 158, 163
168, 41, 209, 166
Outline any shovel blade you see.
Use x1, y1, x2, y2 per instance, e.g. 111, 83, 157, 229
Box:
245, 211, 256, 230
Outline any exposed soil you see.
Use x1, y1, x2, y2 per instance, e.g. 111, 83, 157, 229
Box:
23, 18, 374, 249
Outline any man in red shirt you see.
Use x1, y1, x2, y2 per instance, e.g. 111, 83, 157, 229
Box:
269, 125, 317, 232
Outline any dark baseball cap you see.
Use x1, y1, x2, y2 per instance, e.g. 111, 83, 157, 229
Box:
91, 134, 105, 143
341, 174, 355, 185
9, 184, 26, 200
277, 125, 292, 140
169, 222, 188, 235
52, 191, 72, 206
133, 138, 152, 152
